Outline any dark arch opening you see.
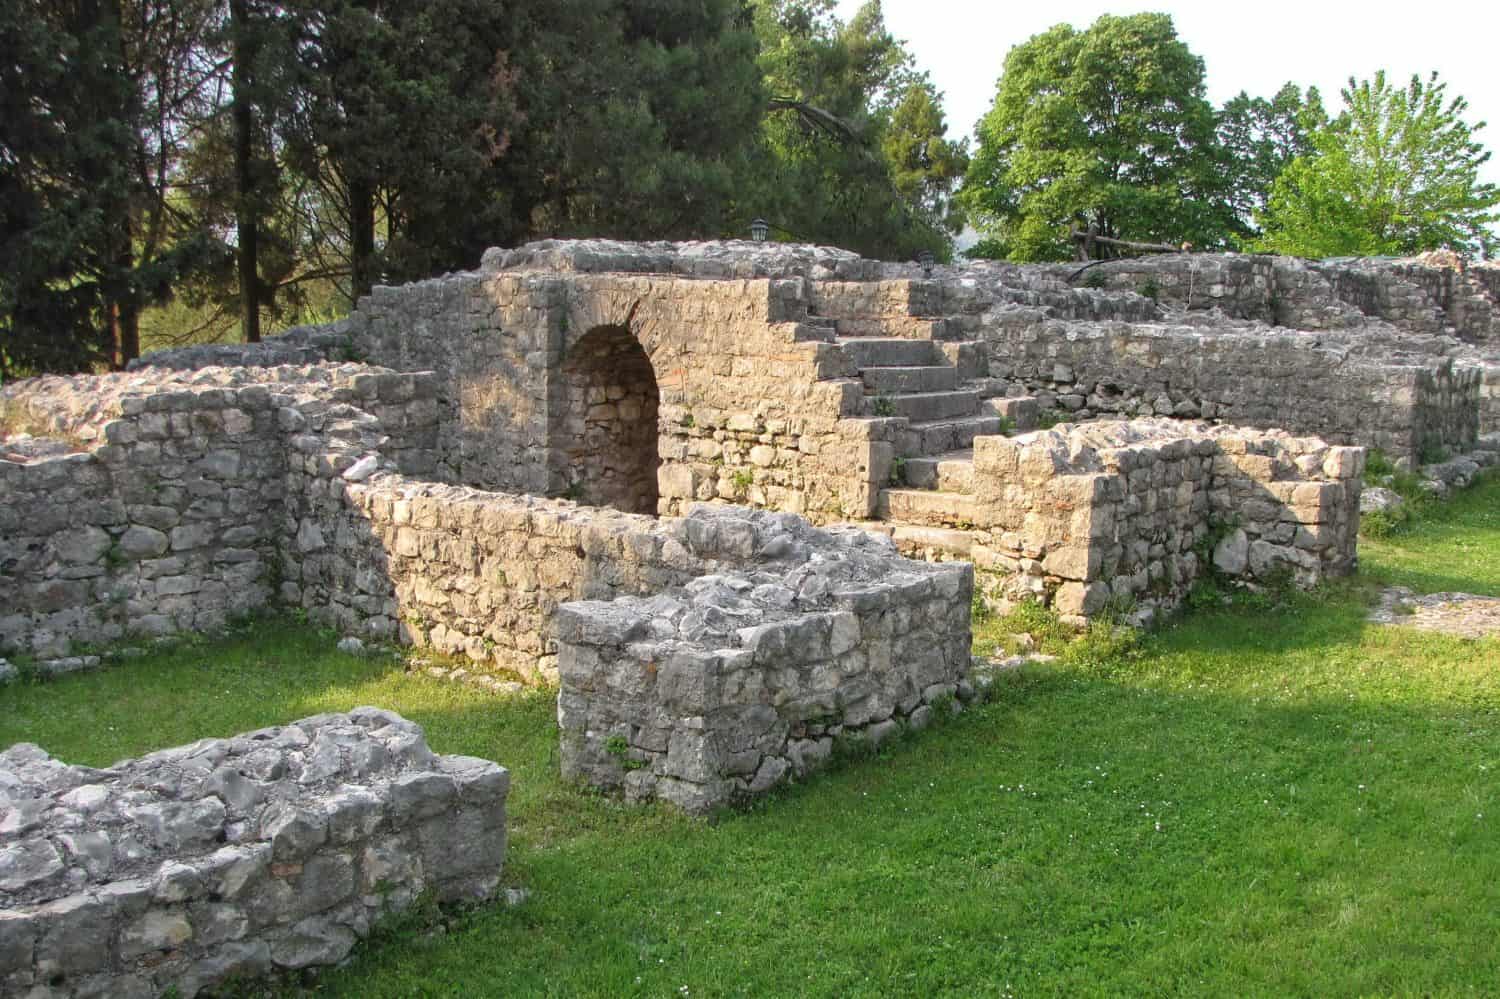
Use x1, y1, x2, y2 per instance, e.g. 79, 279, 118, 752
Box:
554, 324, 660, 514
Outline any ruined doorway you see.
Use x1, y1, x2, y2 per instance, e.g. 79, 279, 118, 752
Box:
554, 325, 661, 514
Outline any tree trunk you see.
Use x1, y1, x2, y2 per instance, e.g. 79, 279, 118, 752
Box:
102, 0, 139, 367
230, 0, 260, 343
114, 238, 139, 367
349, 177, 376, 302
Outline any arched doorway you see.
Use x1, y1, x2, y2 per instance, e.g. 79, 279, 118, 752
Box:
553, 324, 661, 514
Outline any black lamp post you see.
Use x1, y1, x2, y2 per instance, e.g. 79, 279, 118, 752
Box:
750, 218, 769, 242
917, 250, 935, 277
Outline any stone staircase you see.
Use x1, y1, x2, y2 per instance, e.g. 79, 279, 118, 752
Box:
802, 280, 1040, 553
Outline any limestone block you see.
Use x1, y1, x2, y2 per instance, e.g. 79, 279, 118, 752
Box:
0, 711, 508, 997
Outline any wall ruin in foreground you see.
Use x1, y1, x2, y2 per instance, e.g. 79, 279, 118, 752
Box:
0, 709, 509, 999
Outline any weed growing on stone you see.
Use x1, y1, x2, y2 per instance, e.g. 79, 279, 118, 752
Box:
1036, 408, 1069, 429
871, 396, 896, 418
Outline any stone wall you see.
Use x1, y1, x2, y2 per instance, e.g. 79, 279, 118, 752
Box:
287, 436, 939, 685
0, 365, 437, 659
1055, 252, 1499, 340
980, 319, 1478, 460
137, 259, 886, 522
1475, 362, 1500, 435
962, 420, 1362, 620
0, 709, 509, 998
554, 515, 973, 813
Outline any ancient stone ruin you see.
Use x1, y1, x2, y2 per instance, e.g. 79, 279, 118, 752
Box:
8, 240, 1495, 658
2, 239, 1498, 790
0, 708, 509, 997
4, 238, 1500, 992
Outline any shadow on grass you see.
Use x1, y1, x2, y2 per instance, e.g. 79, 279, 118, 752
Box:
4, 601, 1499, 995
307, 643, 1500, 997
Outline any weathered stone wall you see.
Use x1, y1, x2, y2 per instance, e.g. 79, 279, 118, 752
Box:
554, 516, 973, 813
286, 476, 703, 685
1059, 254, 1277, 321
136, 259, 885, 521
0, 365, 437, 659
1041, 253, 1499, 340
980, 319, 1478, 460
0, 708, 508, 998
962, 420, 1362, 620
1473, 362, 1500, 435
286, 434, 932, 685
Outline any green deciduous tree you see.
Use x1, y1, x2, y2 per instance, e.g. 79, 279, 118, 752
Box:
1218, 82, 1325, 242
961, 12, 1231, 262
1256, 71, 1500, 259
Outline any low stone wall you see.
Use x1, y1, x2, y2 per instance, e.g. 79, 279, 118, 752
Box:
1043, 253, 1497, 340
289, 476, 710, 684
554, 518, 972, 813
0, 365, 437, 659
980, 319, 1477, 460
963, 420, 1362, 619
0, 709, 509, 998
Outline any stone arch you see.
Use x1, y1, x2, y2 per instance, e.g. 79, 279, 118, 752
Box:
551, 324, 661, 514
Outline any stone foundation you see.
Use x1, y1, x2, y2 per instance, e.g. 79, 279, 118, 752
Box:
963, 419, 1363, 619
0, 709, 509, 998
554, 515, 972, 813
0, 365, 437, 659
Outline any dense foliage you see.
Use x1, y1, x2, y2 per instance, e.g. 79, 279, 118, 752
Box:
749, 0, 967, 260
0, 0, 962, 377
1255, 72, 1500, 259
960, 13, 1230, 261
962, 13, 1498, 263
1217, 83, 1326, 241
7, 4, 1498, 373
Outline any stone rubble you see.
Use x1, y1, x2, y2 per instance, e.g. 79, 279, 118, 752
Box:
555, 508, 972, 812
0, 708, 509, 998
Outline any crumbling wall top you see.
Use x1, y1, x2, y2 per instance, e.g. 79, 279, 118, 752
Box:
480, 238, 883, 281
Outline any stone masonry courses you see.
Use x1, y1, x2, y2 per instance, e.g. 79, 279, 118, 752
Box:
0, 708, 509, 998
13, 238, 1496, 667
2, 239, 1496, 992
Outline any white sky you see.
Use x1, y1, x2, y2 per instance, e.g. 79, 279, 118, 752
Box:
837, 0, 1500, 186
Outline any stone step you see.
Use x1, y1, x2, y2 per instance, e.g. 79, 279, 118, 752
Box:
834, 317, 961, 340
899, 450, 976, 492
837, 337, 943, 368
900, 415, 1004, 457
861, 365, 958, 394
789, 320, 837, 343
870, 390, 979, 423
843, 520, 976, 558
889, 522, 976, 557
876, 488, 982, 528
984, 396, 1040, 431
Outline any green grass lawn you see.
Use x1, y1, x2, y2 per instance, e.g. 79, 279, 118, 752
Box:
2, 477, 1498, 996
